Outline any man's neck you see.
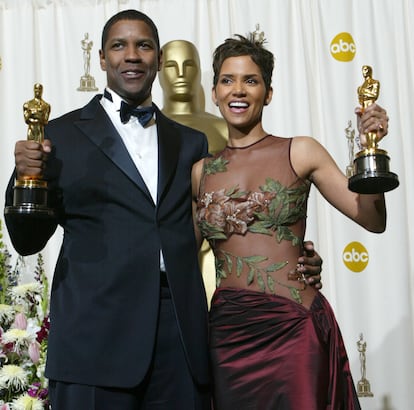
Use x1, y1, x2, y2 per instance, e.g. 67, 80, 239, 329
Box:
105, 87, 153, 108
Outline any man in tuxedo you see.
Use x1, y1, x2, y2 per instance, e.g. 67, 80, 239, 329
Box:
4, 9, 323, 409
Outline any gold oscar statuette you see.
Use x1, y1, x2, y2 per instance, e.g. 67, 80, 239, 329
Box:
5, 83, 55, 218
77, 33, 98, 91
356, 333, 374, 397
348, 65, 399, 193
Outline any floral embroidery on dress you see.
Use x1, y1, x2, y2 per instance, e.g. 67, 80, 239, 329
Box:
197, 187, 267, 240
197, 176, 308, 246
196, 150, 310, 303
249, 178, 309, 246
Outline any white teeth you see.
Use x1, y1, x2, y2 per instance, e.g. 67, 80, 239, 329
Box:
229, 101, 248, 108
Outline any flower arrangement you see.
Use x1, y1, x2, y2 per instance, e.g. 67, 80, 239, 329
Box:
0, 220, 50, 410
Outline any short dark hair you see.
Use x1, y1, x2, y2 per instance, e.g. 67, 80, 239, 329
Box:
212, 35, 274, 92
101, 9, 160, 51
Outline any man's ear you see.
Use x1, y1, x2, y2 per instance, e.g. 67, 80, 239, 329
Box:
99, 49, 106, 71
157, 50, 163, 72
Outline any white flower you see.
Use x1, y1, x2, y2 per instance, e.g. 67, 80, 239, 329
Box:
11, 394, 44, 410
1, 328, 34, 353
35, 363, 46, 384
25, 318, 41, 337
0, 364, 28, 391
0, 304, 15, 324
9, 283, 43, 304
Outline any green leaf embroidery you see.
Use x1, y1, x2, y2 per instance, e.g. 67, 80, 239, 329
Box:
267, 275, 275, 293
215, 249, 304, 303
224, 252, 233, 273
226, 185, 248, 198
249, 178, 309, 245
265, 261, 289, 272
199, 221, 227, 242
217, 250, 287, 294
243, 255, 268, 264
236, 257, 243, 277
289, 287, 302, 304
247, 266, 255, 286
204, 156, 228, 175
257, 274, 266, 292
215, 258, 227, 287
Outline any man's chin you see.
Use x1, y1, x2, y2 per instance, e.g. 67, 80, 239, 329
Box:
120, 90, 151, 106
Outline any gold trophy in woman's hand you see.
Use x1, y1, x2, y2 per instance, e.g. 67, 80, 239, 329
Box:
5, 83, 55, 218
348, 65, 399, 194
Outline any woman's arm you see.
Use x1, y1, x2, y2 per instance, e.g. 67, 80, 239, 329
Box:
291, 136, 386, 233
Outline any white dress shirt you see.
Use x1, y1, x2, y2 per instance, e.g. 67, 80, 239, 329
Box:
100, 87, 166, 272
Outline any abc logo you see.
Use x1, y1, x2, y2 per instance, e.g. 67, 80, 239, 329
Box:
330, 32, 356, 62
342, 241, 369, 272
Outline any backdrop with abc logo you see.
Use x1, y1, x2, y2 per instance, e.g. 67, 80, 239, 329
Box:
0, 1, 413, 408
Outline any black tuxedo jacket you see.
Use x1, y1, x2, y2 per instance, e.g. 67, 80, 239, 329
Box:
5, 96, 210, 387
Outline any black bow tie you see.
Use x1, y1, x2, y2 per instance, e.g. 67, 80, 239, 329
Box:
119, 101, 155, 126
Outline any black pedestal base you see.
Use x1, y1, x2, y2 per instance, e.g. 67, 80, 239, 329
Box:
348, 151, 399, 194
4, 182, 55, 218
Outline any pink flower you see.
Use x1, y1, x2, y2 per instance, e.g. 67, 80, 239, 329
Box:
12, 312, 27, 330
0, 403, 11, 410
28, 341, 41, 364
222, 200, 252, 234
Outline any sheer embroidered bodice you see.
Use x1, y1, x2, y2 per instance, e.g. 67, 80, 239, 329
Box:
196, 135, 314, 304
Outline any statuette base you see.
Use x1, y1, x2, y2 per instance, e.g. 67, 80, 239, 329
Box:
348, 149, 399, 194
77, 75, 98, 91
357, 378, 374, 397
5, 179, 55, 218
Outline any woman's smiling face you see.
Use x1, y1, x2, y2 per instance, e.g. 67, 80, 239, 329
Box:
212, 55, 272, 132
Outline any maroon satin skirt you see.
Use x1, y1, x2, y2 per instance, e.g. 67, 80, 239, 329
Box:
209, 288, 361, 410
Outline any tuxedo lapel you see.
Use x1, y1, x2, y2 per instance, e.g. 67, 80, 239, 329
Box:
74, 96, 153, 201
156, 109, 180, 205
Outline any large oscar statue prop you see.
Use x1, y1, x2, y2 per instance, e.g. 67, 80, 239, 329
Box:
348, 65, 399, 194
159, 39, 228, 306
5, 83, 55, 218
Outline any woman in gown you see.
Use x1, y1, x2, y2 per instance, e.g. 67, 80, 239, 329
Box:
191, 34, 389, 409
